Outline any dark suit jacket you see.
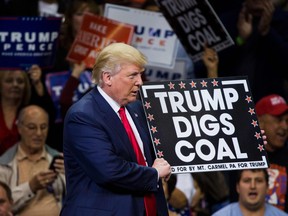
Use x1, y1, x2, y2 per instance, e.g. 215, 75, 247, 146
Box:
60, 87, 168, 216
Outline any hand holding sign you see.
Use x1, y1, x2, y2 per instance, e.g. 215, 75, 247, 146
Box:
140, 77, 269, 173
153, 158, 171, 181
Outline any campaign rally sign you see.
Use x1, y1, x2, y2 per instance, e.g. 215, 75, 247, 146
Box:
45, 70, 94, 122
0, 17, 61, 69
66, 13, 134, 68
144, 42, 195, 81
140, 77, 269, 173
104, 4, 179, 69
155, 0, 234, 62
145, 60, 186, 81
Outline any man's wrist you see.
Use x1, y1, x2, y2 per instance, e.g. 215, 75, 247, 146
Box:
154, 167, 160, 180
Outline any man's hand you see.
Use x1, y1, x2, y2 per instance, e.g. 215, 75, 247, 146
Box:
29, 170, 57, 193
28, 64, 42, 85
261, 129, 268, 145
237, 3, 253, 40
71, 62, 86, 79
152, 158, 171, 181
202, 46, 218, 78
28, 64, 44, 96
258, 0, 274, 35
53, 153, 65, 175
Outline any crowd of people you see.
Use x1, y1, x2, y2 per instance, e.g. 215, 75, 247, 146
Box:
0, 0, 288, 216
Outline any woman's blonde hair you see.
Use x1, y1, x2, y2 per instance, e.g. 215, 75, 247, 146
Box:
0, 70, 31, 107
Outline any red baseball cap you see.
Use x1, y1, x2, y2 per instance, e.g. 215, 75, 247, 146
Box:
255, 94, 288, 116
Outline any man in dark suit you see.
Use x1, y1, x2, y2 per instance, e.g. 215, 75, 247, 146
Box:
61, 42, 171, 216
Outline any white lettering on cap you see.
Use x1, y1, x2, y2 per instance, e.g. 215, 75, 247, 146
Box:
270, 96, 286, 105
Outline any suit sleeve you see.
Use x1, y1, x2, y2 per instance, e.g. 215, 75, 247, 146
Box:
64, 108, 159, 193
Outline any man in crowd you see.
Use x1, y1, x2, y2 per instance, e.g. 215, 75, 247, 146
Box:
255, 94, 288, 212
0, 105, 65, 216
213, 169, 288, 216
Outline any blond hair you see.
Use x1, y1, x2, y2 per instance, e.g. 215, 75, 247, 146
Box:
0, 70, 31, 107
92, 43, 147, 87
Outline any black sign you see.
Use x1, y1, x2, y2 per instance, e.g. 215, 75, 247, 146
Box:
140, 77, 269, 173
155, 0, 234, 62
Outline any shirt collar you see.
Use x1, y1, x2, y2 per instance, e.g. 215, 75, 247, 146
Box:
16, 145, 47, 162
97, 85, 121, 114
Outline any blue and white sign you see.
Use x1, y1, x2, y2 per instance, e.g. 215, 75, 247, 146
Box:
0, 17, 61, 70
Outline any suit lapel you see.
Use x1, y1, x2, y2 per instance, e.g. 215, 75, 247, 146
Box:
90, 87, 137, 162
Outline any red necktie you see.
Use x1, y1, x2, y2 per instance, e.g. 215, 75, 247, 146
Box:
119, 107, 157, 216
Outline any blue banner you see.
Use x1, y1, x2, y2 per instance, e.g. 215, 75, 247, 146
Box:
45, 70, 94, 122
0, 17, 61, 70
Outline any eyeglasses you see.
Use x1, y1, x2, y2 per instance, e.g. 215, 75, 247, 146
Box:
20, 122, 48, 132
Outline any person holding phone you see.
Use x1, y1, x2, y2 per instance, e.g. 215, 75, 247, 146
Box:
0, 105, 65, 216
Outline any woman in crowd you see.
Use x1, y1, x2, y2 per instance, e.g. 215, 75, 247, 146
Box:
0, 65, 55, 155
57, 0, 102, 116
190, 172, 230, 216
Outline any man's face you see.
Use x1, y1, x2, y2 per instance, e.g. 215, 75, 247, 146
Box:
0, 186, 12, 216
237, 170, 268, 211
105, 63, 143, 106
258, 113, 288, 151
18, 108, 49, 154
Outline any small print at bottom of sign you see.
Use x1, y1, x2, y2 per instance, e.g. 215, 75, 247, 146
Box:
172, 156, 268, 173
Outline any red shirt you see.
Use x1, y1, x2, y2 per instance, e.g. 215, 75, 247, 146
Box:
0, 106, 20, 155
